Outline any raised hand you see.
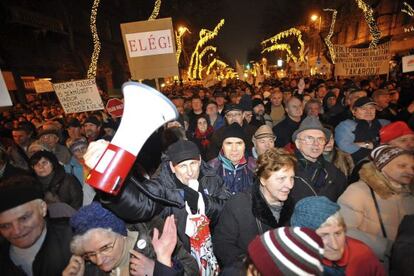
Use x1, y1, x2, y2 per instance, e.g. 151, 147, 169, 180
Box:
129, 249, 155, 276
62, 255, 85, 276
151, 214, 177, 267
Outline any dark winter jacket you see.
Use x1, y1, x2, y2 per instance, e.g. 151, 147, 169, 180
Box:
213, 181, 294, 268
0, 218, 73, 276
272, 115, 301, 147
290, 150, 347, 205
36, 166, 83, 210
100, 160, 231, 252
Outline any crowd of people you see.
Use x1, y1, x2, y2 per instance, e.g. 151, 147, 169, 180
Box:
0, 74, 414, 275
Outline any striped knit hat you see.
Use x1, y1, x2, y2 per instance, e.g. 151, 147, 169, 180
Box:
248, 227, 324, 276
370, 144, 412, 170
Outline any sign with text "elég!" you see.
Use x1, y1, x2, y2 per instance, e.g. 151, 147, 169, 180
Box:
52, 79, 104, 114
121, 17, 178, 80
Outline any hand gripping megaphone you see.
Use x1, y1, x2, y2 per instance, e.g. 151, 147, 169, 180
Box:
85, 81, 178, 195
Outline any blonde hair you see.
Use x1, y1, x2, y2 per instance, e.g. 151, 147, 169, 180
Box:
320, 211, 347, 231
256, 148, 296, 180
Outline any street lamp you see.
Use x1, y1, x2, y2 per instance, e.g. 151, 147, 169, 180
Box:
310, 14, 322, 68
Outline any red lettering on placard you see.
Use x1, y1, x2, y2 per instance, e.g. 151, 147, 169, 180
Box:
138, 39, 147, 51
148, 34, 156, 50
158, 36, 167, 48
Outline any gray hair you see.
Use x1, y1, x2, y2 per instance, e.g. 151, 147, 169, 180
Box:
70, 228, 119, 255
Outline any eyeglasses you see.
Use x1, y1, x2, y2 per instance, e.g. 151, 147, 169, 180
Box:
297, 136, 326, 145
82, 238, 117, 261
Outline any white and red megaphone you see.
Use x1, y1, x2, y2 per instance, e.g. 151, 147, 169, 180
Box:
85, 81, 178, 195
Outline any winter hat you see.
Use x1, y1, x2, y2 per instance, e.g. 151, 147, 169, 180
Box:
253, 125, 275, 140
370, 144, 412, 171
37, 128, 59, 139
83, 116, 101, 127
69, 138, 88, 153
0, 176, 44, 213
380, 121, 414, 144
239, 94, 253, 112
224, 103, 243, 114
292, 116, 330, 142
221, 123, 246, 145
70, 201, 127, 236
248, 227, 324, 276
67, 118, 81, 128
167, 139, 200, 165
252, 98, 264, 109
353, 97, 376, 109
290, 196, 340, 230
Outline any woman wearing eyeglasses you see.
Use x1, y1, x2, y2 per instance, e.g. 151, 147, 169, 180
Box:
63, 202, 198, 276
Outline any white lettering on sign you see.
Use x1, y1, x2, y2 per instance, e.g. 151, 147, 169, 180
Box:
126, 29, 173, 57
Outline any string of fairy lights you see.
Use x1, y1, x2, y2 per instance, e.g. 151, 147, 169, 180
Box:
86, 0, 101, 79
323, 8, 337, 64
148, 0, 161, 20
261, 28, 305, 63
188, 19, 225, 80
355, 0, 381, 48
402, 2, 414, 17
175, 27, 190, 62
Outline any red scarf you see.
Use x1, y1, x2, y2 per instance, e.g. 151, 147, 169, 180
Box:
194, 126, 214, 148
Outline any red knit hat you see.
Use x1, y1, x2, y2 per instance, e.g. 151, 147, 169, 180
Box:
380, 121, 414, 144
248, 227, 324, 276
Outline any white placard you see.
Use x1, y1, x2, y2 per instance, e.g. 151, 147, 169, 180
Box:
125, 29, 174, 58
402, 55, 414, 73
0, 69, 13, 107
52, 79, 104, 114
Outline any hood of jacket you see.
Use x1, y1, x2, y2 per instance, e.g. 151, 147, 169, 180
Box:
359, 162, 413, 199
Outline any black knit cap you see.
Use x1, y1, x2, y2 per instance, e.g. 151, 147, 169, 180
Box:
224, 103, 243, 114
221, 123, 247, 145
252, 98, 264, 109
0, 176, 44, 213
167, 139, 200, 165
83, 116, 101, 127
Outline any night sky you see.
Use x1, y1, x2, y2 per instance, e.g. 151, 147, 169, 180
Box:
184, 0, 315, 66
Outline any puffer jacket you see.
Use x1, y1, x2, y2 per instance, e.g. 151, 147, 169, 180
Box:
99, 160, 231, 251
338, 162, 414, 261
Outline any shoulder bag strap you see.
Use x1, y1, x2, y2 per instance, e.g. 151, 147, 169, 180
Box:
369, 186, 387, 238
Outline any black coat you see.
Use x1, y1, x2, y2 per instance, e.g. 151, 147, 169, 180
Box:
100, 160, 231, 252
213, 181, 293, 267
0, 218, 73, 276
290, 151, 347, 205
272, 116, 301, 147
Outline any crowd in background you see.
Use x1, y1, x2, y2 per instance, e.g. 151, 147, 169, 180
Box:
0, 73, 414, 275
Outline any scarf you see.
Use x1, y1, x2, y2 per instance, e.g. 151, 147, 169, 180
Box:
194, 126, 213, 149
217, 150, 247, 171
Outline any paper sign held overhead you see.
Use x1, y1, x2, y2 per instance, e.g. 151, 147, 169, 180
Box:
33, 79, 54, 93
0, 69, 13, 107
52, 79, 104, 114
334, 42, 391, 77
121, 17, 179, 80
402, 55, 414, 73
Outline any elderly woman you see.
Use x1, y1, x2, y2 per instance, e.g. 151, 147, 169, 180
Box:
213, 148, 296, 270
63, 202, 197, 276
29, 150, 82, 210
291, 196, 385, 275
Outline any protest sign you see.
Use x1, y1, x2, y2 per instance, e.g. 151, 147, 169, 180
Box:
106, 98, 124, 117
402, 55, 414, 73
121, 17, 178, 80
334, 42, 391, 77
33, 79, 54, 93
0, 69, 13, 107
53, 79, 104, 114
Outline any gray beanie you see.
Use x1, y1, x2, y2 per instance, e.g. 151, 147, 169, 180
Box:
292, 116, 330, 142
290, 196, 340, 230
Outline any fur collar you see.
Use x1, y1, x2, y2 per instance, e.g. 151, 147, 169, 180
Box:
251, 180, 293, 228
359, 162, 413, 200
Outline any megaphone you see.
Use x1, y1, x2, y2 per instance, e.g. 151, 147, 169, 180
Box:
86, 81, 178, 195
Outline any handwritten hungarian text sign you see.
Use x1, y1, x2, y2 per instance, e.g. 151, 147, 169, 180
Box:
334, 42, 390, 76
53, 79, 104, 114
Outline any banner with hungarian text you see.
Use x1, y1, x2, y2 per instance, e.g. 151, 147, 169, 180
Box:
334, 42, 391, 77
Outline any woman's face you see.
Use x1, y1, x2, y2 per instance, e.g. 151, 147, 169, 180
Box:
81, 230, 124, 272
197, 118, 208, 133
33, 157, 53, 177
260, 166, 295, 203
